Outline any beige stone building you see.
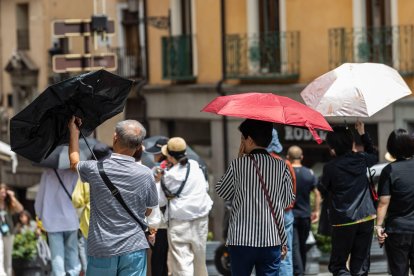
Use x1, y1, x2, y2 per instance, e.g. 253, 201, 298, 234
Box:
1, 0, 414, 239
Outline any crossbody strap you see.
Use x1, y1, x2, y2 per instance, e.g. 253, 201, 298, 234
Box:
160, 162, 191, 199
97, 161, 147, 232
53, 169, 72, 201
248, 155, 287, 245
364, 157, 379, 202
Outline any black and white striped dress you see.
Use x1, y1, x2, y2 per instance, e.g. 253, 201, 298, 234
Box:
216, 149, 295, 247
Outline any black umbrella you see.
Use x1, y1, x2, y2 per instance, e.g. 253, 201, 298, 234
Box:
141, 135, 208, 169
32, 138, 100, 169
10, 70, 133, 163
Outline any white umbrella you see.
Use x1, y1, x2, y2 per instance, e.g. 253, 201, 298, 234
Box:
300, 63, 412, 117
0, 141, 18, 173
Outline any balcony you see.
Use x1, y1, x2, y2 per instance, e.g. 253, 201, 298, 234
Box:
111, 47, 143, 79
162, 34, 196, 81
329, 25, 414, 76
225, 31, 300, 81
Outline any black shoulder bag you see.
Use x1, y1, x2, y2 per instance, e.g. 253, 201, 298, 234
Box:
97, 162, 148, 234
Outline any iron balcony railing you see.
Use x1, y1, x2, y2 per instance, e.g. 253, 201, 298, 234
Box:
225, 31, 300, 80
162, 34, 195, 81
17, 29, 30, 50
329, 25, 414, 76
111, 47, 143, 79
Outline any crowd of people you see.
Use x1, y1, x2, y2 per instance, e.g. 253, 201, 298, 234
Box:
0, 116, 413, 276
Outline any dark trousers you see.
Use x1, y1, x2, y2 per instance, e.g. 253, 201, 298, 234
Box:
293, 217, 311, 276
329, 220, 374, 276
228, 245, 281, 276
385, 233, 414, 276
151, 229, 169, 276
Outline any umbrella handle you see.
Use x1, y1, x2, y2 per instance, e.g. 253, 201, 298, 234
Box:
79, 130, 97, 161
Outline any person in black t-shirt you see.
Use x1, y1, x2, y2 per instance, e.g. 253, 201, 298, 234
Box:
287, 146, 321, 276
376, 129, 414, 276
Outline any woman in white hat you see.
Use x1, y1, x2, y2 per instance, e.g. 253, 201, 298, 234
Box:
158, 137, 213, 276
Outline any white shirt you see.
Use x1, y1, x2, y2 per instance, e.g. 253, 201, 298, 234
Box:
34, 169, 79, 232
159, 159, 213, 221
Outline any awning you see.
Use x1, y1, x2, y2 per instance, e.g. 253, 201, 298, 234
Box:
0, 141, 18, 173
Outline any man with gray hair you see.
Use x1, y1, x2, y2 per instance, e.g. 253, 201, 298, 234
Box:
68, 117, 158, 276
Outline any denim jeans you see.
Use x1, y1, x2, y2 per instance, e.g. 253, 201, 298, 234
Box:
86, 249, 147, 276
229, 245, 281, 276
78, 234, 87, 272
279, 210, 294, 276
48, 230, 81, 276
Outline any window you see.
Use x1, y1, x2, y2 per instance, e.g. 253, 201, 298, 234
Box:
16, 3, 29, 50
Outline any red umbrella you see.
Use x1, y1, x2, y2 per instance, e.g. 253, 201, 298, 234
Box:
202, 92, 332, 144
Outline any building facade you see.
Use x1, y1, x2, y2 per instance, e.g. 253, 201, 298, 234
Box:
1, 0, 414, 239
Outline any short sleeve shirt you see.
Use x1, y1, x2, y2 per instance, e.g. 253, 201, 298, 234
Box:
77, 153, 158, 257
292, 166, 318, 218
378, 158, 414, 233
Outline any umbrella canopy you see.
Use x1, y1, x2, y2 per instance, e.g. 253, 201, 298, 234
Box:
32, 138, 100, 169
141, 135, 207, 169
10, 70, 133, 163
300, 63, 412, 117
201, 92, 332, 144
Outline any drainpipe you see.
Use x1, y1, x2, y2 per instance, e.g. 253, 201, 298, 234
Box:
217, 0, 229, 169
135, 0, 149, 130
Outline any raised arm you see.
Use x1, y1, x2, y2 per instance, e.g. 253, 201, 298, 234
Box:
68, 116, 81, 172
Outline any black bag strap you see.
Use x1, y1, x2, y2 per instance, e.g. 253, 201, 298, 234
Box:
53, 169, 72, 201
160, 162, 190, 199
248, 155, 287, 246
364, 158, 379, 202
97, 161, 147, 232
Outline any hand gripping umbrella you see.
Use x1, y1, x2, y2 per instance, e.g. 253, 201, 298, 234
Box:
300, 63, 412, 117
201, 92, 333, 144
10, 70, 133, 163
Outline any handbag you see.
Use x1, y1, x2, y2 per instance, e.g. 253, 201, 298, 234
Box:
248, 155, 288, 252
97, 162, 154, 245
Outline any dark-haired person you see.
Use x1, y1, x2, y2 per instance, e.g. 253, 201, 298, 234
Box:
320, 120, 378, 276
0, 183, 23, 276
216, 119, 295, 276
158, 137, 213, 276
376, 129, 414, 276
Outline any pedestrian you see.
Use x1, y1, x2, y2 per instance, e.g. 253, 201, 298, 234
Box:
0, 184, 23, 276
68, 117, 158, 276
266, 129, 296, 276
35, 168, 81, 276
71, 142, 112, 276
14, 210, 38, 234
320, 120, 378, 276
145, 137, 169, 276
216, 119, 295, 276
287, 145, 321, 276
376, 129, 414, 276
158, 137, 213, 276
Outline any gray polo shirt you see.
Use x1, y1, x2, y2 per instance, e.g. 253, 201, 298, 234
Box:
78, 153, 158, 257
